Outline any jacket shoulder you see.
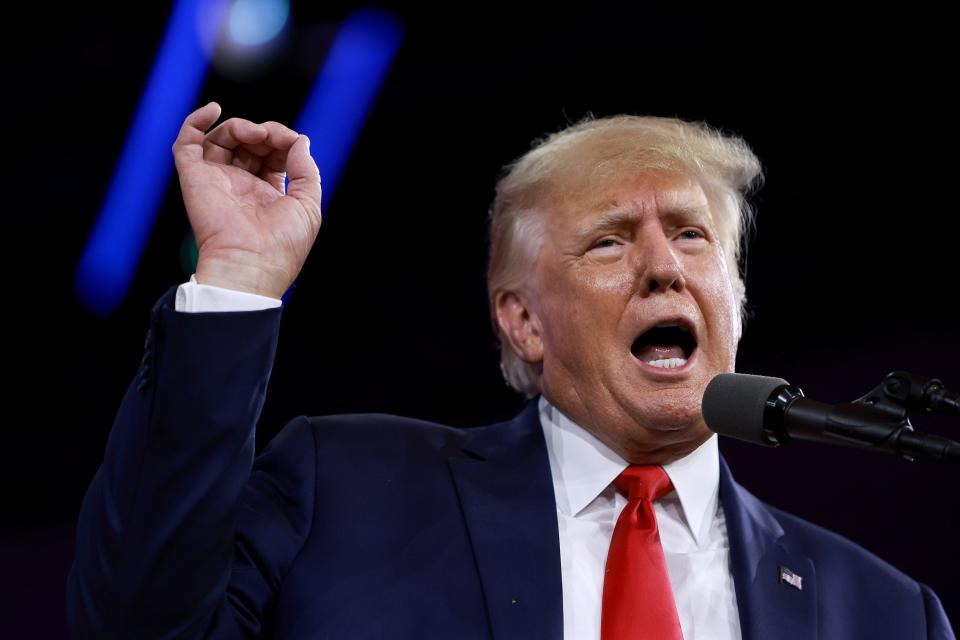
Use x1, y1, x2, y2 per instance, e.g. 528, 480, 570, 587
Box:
287, 412, 485, 467
307, 411, 471, 441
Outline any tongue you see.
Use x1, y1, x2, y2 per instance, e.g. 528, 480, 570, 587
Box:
634, 344, 686, 362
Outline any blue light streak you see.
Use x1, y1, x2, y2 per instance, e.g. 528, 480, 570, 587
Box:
78, 4, 402, 314
294, 8, 404, 200
75, 0, 226, 315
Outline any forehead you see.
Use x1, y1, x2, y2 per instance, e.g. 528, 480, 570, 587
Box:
554, 170, 712, 230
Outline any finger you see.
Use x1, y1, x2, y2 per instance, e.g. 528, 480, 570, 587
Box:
260, 145, 290, 173
205, 117, 269, 152
259, 120, 299, 151
202, 142, 234, 165
286, 135, 322, 225
229, 129, 296, 183
231, 146, 265, 174
260, 167, 287, 193
258, 150, 289, 192
256, 144, 293, 192
172, 102, 222, 166
213, 120, 299, 162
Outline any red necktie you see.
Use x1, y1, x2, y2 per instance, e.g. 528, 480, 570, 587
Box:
601, 465, 684, 640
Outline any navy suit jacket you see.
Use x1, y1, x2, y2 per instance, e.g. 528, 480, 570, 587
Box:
67, 287, 954, 639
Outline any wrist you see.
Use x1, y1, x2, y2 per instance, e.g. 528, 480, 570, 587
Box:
195, 254, 293, 299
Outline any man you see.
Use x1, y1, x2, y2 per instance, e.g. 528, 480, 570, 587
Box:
67, 102, 954, 638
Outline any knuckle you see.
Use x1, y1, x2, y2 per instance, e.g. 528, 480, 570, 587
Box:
262, 120, 295, 137
223, 117, 249, 132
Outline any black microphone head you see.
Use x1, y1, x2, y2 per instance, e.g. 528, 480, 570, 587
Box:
702, 373, 789, 445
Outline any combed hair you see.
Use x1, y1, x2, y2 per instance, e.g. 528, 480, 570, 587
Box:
487, 114, 763, 397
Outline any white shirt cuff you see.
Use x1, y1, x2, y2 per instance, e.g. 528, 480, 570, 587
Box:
175, 275, 283, 313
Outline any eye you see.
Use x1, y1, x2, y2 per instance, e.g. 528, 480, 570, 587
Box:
677, 229, 706, 241
587, 237, 626, 254
593, 238, 619, 249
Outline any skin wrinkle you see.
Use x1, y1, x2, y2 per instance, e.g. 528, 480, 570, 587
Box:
490, 119, 761, 399
502, 170, 741, 465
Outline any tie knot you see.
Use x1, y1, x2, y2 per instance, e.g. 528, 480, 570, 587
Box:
613, 465, 673, 502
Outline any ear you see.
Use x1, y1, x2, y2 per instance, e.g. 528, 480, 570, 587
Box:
494, 289, 544, 364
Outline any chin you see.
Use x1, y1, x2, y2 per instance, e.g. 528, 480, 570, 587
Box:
619, 421, 712, 465
622, 387, 704, 432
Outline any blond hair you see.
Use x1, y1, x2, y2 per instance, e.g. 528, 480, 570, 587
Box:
487, 115, 763, 397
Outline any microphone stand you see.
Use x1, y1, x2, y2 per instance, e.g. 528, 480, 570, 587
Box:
773, 371, 960, 464
875, 371, 960, 416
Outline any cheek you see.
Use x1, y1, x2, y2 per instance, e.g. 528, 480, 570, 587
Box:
537, 268, 630, 358
699, 256, 741, 366
541, 260, 633, 316
576, 264, 635, 294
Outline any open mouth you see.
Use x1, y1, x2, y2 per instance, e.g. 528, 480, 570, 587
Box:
630, 322, 697, 369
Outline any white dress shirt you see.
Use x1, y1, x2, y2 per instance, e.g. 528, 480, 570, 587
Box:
175, 275, 283, 313
539, 397, 742, 640
175, 276, 743, 639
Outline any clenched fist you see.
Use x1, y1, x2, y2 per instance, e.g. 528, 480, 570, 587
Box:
172, 102, 322, 299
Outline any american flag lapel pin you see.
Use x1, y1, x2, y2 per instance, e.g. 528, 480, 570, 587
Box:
778, 565, 803, 591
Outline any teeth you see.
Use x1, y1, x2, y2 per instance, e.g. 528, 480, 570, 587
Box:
647, 357, 688, 369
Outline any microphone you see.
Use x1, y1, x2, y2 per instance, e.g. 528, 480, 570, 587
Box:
702, 373, 960, 465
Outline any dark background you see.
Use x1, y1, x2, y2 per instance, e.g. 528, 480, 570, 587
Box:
3, 3, 957, 637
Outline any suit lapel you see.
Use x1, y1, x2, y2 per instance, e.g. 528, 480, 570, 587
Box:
720, 456, 818, 640
447, 405, 817, 640
447, 400, 563, 640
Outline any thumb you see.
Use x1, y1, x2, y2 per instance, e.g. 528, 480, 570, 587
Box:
286, 134, 323, 225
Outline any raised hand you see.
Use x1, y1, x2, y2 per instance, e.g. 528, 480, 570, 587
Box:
172, 102, 322, 299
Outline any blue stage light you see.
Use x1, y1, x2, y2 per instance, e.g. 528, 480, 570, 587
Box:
75, 0, 227, 316
79, 4, 402, 314
278, 8, 403, 306
294, 8, 404, 200
227, 0, 289, 46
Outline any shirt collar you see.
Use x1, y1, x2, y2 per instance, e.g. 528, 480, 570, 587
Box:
538, 395, 720, 547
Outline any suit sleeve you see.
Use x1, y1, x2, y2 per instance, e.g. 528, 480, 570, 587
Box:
66, 286, 316, 639
921, 583, 956, 640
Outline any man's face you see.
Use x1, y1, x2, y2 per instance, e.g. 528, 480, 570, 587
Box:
526, 170, 741, 463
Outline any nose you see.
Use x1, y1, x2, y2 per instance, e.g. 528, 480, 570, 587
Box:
637, 229, 685, 295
